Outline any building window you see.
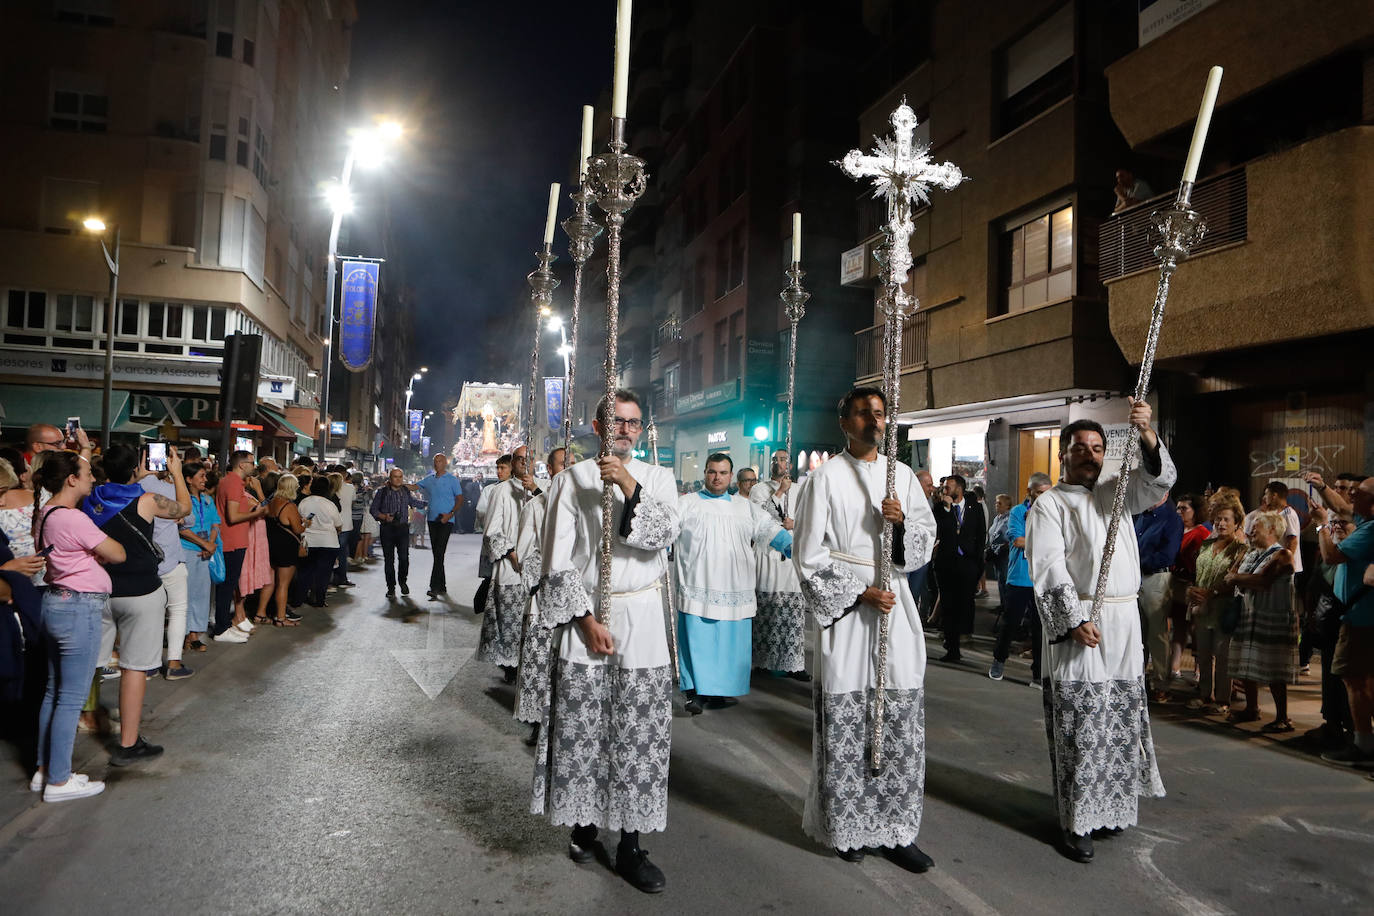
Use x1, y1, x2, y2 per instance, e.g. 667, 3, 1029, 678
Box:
253, 126, 269, 187
682, 333, 703, 396
999, 204, 1073, 316
728, 310, 743, 380
236, 108, 251, 167
50, 72, 108, 132
41, 177, 99, 234
242, 38, 255, 66
716, 141, 748, 214
683, 257, 707, 318
6, 290, 46, 330
997, 3, 1073, 136
712, 319, 728, 384
54, 294, 95, 333
215, 31, 233, 57
55, 0, 114, 25
208, 88, 229, 161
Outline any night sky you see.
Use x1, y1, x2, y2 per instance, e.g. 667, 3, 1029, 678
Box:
349, 1, 615, 418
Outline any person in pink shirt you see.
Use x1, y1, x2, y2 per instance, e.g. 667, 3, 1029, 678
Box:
31, 451, 125, 802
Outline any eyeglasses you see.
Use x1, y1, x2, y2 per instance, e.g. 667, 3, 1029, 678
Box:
610, 417, 643, 431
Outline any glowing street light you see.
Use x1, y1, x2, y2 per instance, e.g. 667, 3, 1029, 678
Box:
83, 216, 120, 440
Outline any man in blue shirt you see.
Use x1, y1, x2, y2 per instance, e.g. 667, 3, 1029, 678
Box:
1134, 491, 1183, 697
416, 452, 465, 599
989, 472, 1052, 683
1314, 477, 1374, 769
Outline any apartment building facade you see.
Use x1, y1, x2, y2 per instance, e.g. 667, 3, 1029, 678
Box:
0, 0, 356, 459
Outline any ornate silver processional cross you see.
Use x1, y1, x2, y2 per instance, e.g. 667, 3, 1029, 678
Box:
837, 100, 963, 772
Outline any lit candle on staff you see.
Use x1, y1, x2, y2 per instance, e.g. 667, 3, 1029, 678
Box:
580, 105, 594, 179
1181, 66, 1224, 186
792, 212, 802, 264
611, 0, 632, 120
543, 182, 561, 246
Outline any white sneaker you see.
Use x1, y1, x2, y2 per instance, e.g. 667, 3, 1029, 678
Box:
235, 619, 255, 634
43, 773, 105, 802
215, 628, 249, 644
29, 771, 43, 792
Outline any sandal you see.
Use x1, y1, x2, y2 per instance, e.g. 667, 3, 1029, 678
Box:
253, 615, 270, 625
185, 639, 208, 653
1260, 719, 1295, 733
273, 617, 300, 627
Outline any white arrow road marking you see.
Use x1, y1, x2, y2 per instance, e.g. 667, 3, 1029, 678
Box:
1133, 830, 1232, 916
390, 604, 476, 699
1296, 819, 1374, 844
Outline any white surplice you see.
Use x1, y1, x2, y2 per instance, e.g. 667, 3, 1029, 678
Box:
1026, 442, 1176, 835
793, 450, 936, 852
531, 456, 680, 833
513, 490, 552, 723
750, 479, 808, 672
478, 479, 531, 667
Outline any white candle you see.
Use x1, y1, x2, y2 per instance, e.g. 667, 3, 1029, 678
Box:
1181, 66, 1224, 184
543, 182, 561, 246
792, 212, 802, 264
580, 105, 594, 178
611, 0, 632, 120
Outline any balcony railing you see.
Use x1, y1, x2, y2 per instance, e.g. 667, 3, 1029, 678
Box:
854, 311, 929, 380
1098, 167, 1247, 283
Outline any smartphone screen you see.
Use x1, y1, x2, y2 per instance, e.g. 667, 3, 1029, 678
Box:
147, 442, 168, 472
66, 416, 81, 440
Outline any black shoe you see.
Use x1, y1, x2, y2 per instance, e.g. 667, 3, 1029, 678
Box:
524, 723, 540, 748
615, 845, 666, 894
703, 696, 739, 710
386, 587, 396, 598
1059, 830, 1094, 863
787, 670, 813, 682
569, 825, 598, 864
835, 846, 866, 863
939, 652, 962, 663
684, 697, 703, 716
884, 843, 935, 873
400, 584, 409, 596
110, 735, 164, 767
285, 610, 304, 622
336, 580, 357, 588
427, 590, 438, 600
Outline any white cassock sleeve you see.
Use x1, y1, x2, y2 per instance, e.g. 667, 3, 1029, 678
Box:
1026, 495, 1086, 642
749, 501, 789, 555
894, 468, 936, 573
515, 497, 543, 593
1121, 442, 1177, 515
792, 469, 866, 628
484, 485, 517, 563
620, 469, 680, 552
538, 473, 593, 628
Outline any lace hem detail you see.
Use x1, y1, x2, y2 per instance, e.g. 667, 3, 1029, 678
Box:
623, 495, 679, 551
679, 583, 756, 607
475, 584, 524, 666
531, 662, 673, 834
485, 532, 515, 564
1037, 582, 1087, 641
899, 523, 934, 573
514, 615, 554, 723
804, 686, 925, 851
519, 548, 542, 592
539, 568, 592, 628
752, 592, 808, 671
1042, 676, 1165, 835
801, 562, 866, 628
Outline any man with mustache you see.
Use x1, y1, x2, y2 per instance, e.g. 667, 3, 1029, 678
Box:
531, 389, 680, 895
792, 387, 938, 873
479, 445, 539, 684
1026, 398, 1175, 864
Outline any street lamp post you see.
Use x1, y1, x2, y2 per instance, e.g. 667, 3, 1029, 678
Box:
547, 315, 572, 450
316, 121, 403, 463
83, 218, 120, 444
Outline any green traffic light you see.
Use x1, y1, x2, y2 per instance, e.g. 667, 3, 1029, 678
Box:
753, 426, 769, 442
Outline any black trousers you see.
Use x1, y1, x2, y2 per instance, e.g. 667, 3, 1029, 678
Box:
213, 548, 246, 636
992, 584, 1042, 679
935, 559, 979, 657
379, 523, 410, 589
427, 521, 453, 592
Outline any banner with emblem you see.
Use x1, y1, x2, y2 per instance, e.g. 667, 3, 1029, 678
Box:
544, 377, 564, 432
409, 409, 423, 445
339, 260, 380, 371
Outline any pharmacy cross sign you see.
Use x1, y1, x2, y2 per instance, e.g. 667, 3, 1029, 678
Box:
835, 100, 964, 774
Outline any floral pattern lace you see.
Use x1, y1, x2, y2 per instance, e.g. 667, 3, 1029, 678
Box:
476, 584, 525, 666
1042, 676, 1165, 835
485, 531, 515, 564
752, 592, 808, 671
515, 614, 554, 723
539, 568, 592, 628
800, 562, 867, 628
1037, 582, 1087, 641
899, 523, 934, 573
519, 547, 542, 593
679, 583, 756, 608
623, 496, 679, 551
531, 661, 673, 833
804, 686, 926, 852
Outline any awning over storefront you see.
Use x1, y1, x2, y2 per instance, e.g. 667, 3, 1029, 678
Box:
905, 417, 990, 443
0, 384, 155, 436
258, 405, 315, 453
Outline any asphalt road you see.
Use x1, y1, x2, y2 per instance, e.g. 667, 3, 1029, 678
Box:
1, 533, 1370, 915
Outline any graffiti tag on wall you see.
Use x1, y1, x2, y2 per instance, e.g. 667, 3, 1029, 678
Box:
1249, 443, 1346, 477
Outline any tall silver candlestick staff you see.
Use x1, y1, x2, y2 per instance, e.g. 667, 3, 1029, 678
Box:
838, 100, 963, 772
526, 245, 559, 451
646, 419, 680, 677
560, 179, 602, 454
1091, 68, 1220, 624
779, 225, 810, 493
587, 115, 648, 626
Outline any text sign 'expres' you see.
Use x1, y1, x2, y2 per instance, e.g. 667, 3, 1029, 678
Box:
339, 260, 380, 371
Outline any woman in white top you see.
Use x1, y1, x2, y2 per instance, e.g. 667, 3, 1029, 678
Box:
298, 475, 343, 608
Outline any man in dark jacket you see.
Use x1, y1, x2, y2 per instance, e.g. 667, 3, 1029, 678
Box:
931, 474, 986, 663
1134, 491, 1183, 697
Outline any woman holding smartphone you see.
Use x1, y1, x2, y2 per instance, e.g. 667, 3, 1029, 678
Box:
298, 476, 343, 608
177, 461, 220, 652
32, 451, 125, 801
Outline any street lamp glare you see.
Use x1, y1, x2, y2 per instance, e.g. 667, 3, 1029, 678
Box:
324, 182, 353, 215
557, 344, 572, 357
379, 120, 404, 140
82, 216, 107, 232
546, 315, 563, 333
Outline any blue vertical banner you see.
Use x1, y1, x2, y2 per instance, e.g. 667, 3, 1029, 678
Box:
338, 260, 380, 371
408, 409, 422, 445
544, 377, 564, 432
421, 436, 432, 459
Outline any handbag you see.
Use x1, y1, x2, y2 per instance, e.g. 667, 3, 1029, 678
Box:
473, 577, 491, 615
1220, 594, 1242, 634
208, 544, 227, 584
